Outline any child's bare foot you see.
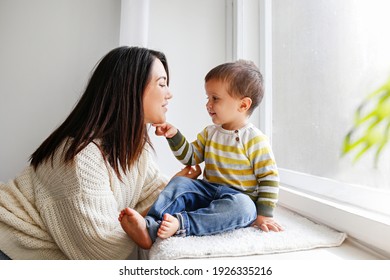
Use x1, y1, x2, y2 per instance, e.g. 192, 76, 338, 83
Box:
119, 208, 152, 249
157, 213, 180, 239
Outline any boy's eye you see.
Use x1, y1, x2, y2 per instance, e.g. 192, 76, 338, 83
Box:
206, 95, 218, 101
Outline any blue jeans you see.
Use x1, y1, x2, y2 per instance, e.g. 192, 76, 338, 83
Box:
0, 249, 11, 260
145, 177, 257, 242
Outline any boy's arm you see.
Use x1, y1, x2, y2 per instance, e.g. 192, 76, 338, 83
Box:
247, 134, 281, 232
248, 135, 279, 217
166, 130, 205, 166
154, 123, 207, 166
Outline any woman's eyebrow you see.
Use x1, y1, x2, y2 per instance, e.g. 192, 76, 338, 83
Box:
156, 76, 167, 81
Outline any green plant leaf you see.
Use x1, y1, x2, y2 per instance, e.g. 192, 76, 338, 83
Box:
342, 76, 390, 166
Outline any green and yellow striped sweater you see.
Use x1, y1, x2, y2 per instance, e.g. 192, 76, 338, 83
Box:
167, 123, 279, 217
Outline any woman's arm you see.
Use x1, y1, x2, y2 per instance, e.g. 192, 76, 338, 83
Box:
172, 165, 202, 179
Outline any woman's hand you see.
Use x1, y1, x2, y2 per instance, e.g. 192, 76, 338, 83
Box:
173, 165, 201, 180
252, 215, 284, 232
153, 123, 178, 138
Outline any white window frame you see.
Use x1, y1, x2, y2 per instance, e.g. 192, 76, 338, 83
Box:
225, 0, 243, 61
258, 0, 390, 258
119, 0, 149, 47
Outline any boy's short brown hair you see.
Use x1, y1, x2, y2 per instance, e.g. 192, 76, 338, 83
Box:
205, 60, 264, 115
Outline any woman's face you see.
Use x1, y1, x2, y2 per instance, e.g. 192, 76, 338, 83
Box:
143, 58, 172, 124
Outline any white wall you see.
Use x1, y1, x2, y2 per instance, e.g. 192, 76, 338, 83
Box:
0, 0, 261, 181
0, 0, 120, 181
146, 0, 227, 177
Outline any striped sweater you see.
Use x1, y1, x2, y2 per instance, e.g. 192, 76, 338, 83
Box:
167, 123, 279, 217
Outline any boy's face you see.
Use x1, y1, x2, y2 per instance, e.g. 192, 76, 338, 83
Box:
205, 79, 249, 130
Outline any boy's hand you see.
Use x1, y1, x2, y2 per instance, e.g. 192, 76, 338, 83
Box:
252, 215, 284, 232
153, 123, 178, 138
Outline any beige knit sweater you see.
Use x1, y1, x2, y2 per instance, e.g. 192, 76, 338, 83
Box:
0, 141, 168, 259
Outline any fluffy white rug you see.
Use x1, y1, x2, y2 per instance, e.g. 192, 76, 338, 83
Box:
147, 206, 347, 260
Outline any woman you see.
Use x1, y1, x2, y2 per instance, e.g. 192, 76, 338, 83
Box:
0, 46, 200, 260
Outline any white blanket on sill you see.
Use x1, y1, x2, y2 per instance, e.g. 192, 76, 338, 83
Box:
145, 206, 347, 260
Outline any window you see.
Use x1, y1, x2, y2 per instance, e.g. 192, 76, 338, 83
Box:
261, 0, 390, 257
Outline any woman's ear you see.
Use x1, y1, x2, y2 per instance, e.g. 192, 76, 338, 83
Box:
239, 97, 252, 112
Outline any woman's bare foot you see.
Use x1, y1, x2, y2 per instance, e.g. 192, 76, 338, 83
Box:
157, 213, 180, 239
118, 208, 152, 249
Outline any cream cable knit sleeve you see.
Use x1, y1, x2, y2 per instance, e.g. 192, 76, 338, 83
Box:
0, 142, 168, 259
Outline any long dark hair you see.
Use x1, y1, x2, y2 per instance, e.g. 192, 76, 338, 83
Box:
30, 46, 169, 179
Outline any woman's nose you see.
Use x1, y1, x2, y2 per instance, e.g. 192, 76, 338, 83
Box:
166, 88, 173, 99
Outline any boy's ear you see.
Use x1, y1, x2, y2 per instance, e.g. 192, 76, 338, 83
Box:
239, 97, 252, 112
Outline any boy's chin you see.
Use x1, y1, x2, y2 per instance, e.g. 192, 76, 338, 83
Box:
211, 118, 221, 125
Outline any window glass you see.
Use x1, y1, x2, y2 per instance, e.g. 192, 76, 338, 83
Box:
272, 0, 390, 190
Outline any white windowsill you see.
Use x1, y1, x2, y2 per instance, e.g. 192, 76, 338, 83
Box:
215, 238, 383, 260
199, 186, 386, 260
278, 185, 390, 259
